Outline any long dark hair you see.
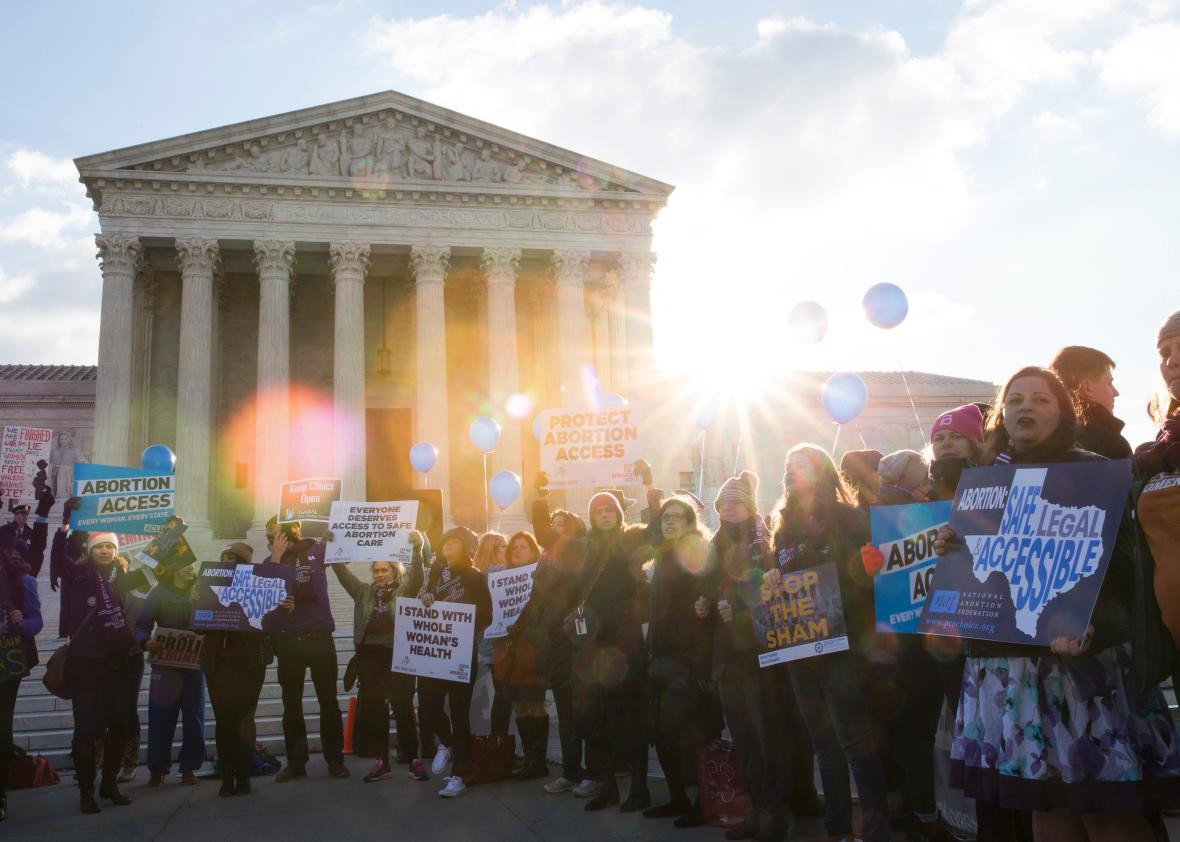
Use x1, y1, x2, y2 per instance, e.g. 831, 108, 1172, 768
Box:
981, 366, 1078, 464
772, 443, 854, 540
657, 496, 711, 546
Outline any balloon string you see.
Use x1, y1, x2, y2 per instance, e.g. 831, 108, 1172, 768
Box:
482, 454, 490, 534
899, 369, 927, 445
698, 430, 707, 501
859, 431, 868, 449
833, 424, 842, 454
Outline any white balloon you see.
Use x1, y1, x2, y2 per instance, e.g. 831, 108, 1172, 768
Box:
489, 471, 522, 509
409, 441, 438, 473
469, 416, 501, 453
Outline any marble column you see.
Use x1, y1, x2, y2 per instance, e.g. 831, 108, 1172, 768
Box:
410, 244, 453, 526
588, 279, 613, 392
330, 242, 371, 502
619, 251, 656, 385
94, 235, 142, 466
248, 241, 295, 545
482, 247, 527, 531
551, 249, 591, 405
173, 238, 220, 544
607, 272, 629, 396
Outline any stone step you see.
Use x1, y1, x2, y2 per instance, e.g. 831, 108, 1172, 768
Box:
26, 732, 325, 771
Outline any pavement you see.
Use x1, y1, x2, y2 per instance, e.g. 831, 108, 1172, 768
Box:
1, 756, 857, 842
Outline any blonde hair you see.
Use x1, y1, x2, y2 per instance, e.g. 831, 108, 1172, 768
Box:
472, 531, 508, 573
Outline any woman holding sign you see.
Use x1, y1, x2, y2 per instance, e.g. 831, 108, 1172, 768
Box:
330, 532, 427, 783
938, 367, 1180, 842
771, 447, 889, 842
0, 546, 42, 823
56, 529, 148, 814
134, 562, 206, 787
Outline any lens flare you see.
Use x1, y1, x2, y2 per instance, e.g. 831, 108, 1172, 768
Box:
505, 392, 533, 420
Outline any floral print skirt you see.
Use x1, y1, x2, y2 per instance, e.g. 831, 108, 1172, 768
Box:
951, 644, 1180, 812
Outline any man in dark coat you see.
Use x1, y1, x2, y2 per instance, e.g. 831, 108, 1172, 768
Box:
1050, 345, 1133, 459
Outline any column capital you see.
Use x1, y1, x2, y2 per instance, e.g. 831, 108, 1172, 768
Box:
480, 246, 521, 285
410, 243, 451, 286
617, 251, 655, 288
253, 240, 297, 277
329, 241, 371, 282
96, 234, 143, 277
175, 238, 221, 277
551, 249, 590, 288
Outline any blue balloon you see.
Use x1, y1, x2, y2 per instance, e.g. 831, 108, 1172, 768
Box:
863, 283, 909, 329
469, 416, 501, 453
822, 373, 869, 424
694, 403, 717, 429
599, 391, 627, 407
409, 442, 438, 474
141, 444, 176, 473
788, 300, 829, 343
532, 415, 547, 443
489, 471, 522, 510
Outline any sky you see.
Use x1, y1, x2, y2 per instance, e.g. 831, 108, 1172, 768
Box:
0, 0, 1176, 446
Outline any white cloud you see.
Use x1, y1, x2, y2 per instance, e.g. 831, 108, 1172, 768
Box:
0, 264, 33, 304
1098, 20, 1180, 137
4, 149, 78, 187
0, 307, 100, 364
0, 203, 94, 248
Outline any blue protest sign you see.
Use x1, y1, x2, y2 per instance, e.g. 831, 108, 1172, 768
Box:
870, 501, 952, 634
919, 460, 1131, 646
73, 463, 175, 536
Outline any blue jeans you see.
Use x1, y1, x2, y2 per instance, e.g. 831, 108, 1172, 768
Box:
147, 666, 206, 775
790, 653, 889, 842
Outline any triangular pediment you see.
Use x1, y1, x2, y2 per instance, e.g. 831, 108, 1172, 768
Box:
75, 90, 673, 200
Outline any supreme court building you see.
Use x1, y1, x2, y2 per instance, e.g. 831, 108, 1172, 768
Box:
75, 91, 670, 553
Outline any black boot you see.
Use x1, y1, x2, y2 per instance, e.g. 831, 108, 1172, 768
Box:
235, 759, 252, 796
514, 717, 550, 780
74, 741, 101, 815
98, 737, 132, 805
646, 741, 691, 818
620, 745, 651, 813
585, 775, 620, 811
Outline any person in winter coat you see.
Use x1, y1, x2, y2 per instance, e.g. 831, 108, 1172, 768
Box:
489, 531, 547, 779
929, 404, 986, 501
412, 526, 492, 799
266, 517, 347, 782
937, 366, 1180, 842
134, 561, 205, 787
840, 449, 884, 511
200, 543, 273, 797
1050, 345, 1132, 459
471, 531, 511, 741
698, 470, 788, 842
640, 491, 719, 826
0, 546, 42, 822
571, 490, 651, 813
329, 530, 427, 783
773, 446, 889, 842
55, 529, 148, 814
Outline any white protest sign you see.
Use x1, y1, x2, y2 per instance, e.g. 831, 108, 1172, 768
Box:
1, 426, 53, 501
146, 628, 205, 670
392, 597, 475, 682
485, 563, 537, 639
537, 407, 640, 489
325, 500, 419, 564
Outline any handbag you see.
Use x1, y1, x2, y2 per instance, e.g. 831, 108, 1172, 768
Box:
463, 734, 517, 785
6, 746, 61, 789
42, 606, 95, 700
342, 654, 359, 692
698, 738, 751, 829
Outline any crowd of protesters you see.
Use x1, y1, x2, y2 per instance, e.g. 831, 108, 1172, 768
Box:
1, 310, 1179, 842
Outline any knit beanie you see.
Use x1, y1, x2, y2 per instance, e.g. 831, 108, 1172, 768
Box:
878, 450, 930, 491
441, 526, 478, 560
1160, 310, 1180, 346
839, 449, 883, 488
930, 404, 985, 444
588, 490, 625, 525
714, 470, 759, 514
87, 532, 119, 554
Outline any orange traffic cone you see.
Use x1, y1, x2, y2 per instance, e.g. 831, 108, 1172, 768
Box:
343, 696, 358, 755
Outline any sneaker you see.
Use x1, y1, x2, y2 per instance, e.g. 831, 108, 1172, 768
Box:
327, 760, 351, 779
431, 745, 452, 776
117, 765, 137, 784
364, 760, 393, 783
438, 775, 466, 798
408, 759, 430, 781
544, 776, 576, 794
274, 764, 306, 783
572, 778, 601, 798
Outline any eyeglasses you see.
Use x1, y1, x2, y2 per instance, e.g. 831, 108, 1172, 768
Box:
661, 512, 688, 523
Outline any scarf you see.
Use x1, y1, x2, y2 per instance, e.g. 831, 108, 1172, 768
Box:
77, 562, 135, 655
1134, 416, 1180, 477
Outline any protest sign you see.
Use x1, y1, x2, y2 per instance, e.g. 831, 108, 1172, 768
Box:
1, 425, 53, 501
146, 627, 204, 670
536, 407, 640, 489
485, 563, 537, 639
73, 463, 174, 536
919, 460, 1131, 646
325, 500, 419, 565
755, 562, 849, 667
279, 478, 341, 525
0, 632, 25, 681
392, 597, 475, 682
870, 501, 952, 634
134, 516, 196, 573
191, 562, 292, 633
